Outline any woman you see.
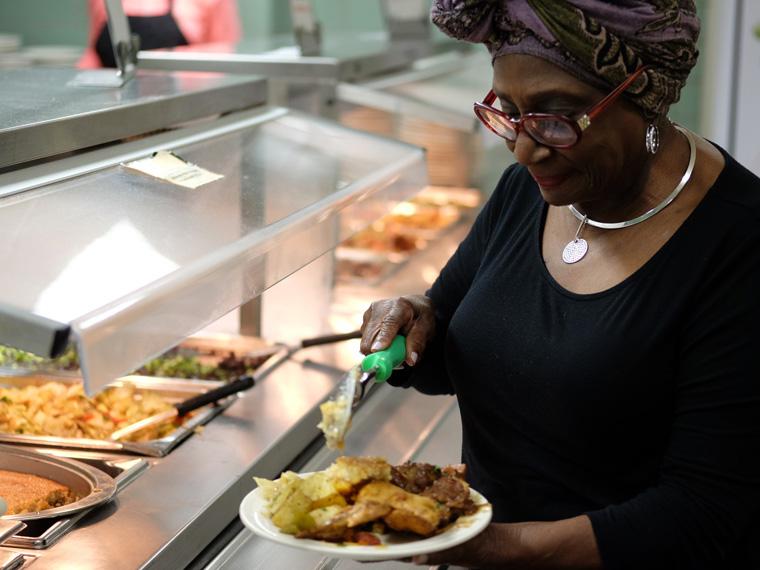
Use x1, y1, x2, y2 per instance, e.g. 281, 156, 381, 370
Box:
79, 0, 240, 68
360, 1, 760, 568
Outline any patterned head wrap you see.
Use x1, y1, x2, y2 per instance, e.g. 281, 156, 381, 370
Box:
431, 0, 700, 116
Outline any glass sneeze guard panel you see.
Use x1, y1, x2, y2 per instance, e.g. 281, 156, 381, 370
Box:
0, 107, 427, 393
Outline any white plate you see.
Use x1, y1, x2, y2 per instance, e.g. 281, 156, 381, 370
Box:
239, 473, 493, 561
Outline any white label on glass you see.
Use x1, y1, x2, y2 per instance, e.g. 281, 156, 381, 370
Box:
123, 151, 223, 189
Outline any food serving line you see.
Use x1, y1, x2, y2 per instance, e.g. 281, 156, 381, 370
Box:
0, 48, 481, 568
0, 2, 503, 564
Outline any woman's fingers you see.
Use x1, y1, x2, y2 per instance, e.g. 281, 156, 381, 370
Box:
403, 296, 435, 366
413, 525, 497, 567
360, 295, 436, 367
360, 298, 415, 354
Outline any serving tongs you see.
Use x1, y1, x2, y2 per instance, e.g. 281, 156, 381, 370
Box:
109, 375, 255, 441
318, 335, 407, 450
239, 330, 363, 361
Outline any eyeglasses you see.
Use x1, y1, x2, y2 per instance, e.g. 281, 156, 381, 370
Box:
473, 66, 647, 149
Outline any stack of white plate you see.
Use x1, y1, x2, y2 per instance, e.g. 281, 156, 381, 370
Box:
0, 53, 32, 69
0, 33, 27, 69
0, 33, 21, 53
23, 45, 82, 67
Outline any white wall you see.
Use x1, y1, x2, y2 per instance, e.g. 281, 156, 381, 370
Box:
700, 0, 760, 176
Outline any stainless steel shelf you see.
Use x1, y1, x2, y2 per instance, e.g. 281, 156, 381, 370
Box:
0, 68, 267, 169
138, 32, 468, 84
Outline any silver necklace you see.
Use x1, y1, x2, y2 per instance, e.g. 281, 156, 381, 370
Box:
562, 125, 697, 264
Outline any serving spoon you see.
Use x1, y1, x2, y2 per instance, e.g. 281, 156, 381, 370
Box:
318, 335, 407, 450
109, 375, 254, 441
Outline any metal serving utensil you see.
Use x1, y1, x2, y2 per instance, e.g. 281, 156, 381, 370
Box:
318, 335, 407, 450
109, 375, 255, 441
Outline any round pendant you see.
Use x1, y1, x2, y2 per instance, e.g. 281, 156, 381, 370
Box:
562, 238, 588, 264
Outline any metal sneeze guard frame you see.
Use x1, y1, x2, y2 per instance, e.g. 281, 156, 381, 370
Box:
0, 106, 428, 393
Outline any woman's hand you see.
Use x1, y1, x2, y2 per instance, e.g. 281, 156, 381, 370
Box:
411, 524, 508, 568
410, 517, 601, 569
360, 295, 436, 366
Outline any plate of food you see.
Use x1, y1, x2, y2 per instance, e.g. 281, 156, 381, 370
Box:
241, 456, 492, 561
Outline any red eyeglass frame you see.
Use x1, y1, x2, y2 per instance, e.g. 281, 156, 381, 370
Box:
473, 65, 648, 149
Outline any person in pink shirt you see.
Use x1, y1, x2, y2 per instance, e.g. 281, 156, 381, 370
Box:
79, 0, 241, 68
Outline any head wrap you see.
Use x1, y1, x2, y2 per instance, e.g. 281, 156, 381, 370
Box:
431, 0, 700, 116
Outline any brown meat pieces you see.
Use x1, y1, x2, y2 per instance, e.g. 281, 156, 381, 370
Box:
422, 475, 477, 518
442, 463, 467, 480
391, 461, 439, 494
392, 461, 475, 522
356, 481, 443, 537
295, 460, 477, 544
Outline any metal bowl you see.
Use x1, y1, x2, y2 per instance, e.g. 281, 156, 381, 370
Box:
0, 445, 116, 521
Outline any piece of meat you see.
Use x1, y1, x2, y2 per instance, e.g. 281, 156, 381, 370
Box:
357, 481, 443, 537
326, 456, 391, 495
390, 461, 439, 494
346, 500, 392, 527
297, 501, 391, 542
422, 475, 477, 517
441, 464, 467, 480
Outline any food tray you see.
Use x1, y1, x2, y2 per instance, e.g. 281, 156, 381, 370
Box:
0, 333, 279, 381
0, 347, 286, 457
413, 186, 482, 210
334, 247, 407, 286
0, 445, 116, 521
382, 203, 462, 242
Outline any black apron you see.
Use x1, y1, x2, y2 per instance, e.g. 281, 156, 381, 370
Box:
95, 0, 188, 68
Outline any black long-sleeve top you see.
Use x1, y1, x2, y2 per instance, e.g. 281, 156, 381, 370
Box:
391, 149, 760, 569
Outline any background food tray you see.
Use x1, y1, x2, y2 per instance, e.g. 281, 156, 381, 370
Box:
0, 347, 286, 457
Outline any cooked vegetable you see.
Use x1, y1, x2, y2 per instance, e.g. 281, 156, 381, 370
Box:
0, 344, 269, 381
0, 345, 79, 370
0, 382, 180, 441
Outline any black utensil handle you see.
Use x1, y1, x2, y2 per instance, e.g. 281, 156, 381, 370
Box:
175, 375, 255, 416
300, 330, 362, 348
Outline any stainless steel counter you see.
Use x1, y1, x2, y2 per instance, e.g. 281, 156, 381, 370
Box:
0, 352, 343, 569
205, 385, 461, 570
0, 205, 476, 570
0, 339, 460, 569
203, 222, 477, 570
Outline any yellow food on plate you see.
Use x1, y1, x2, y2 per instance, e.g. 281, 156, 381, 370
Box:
253, 456, 478, 544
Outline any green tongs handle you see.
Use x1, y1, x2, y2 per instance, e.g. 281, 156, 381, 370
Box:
361, 335, 406, 383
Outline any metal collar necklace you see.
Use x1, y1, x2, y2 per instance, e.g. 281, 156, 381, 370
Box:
562, 125, 697, 264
